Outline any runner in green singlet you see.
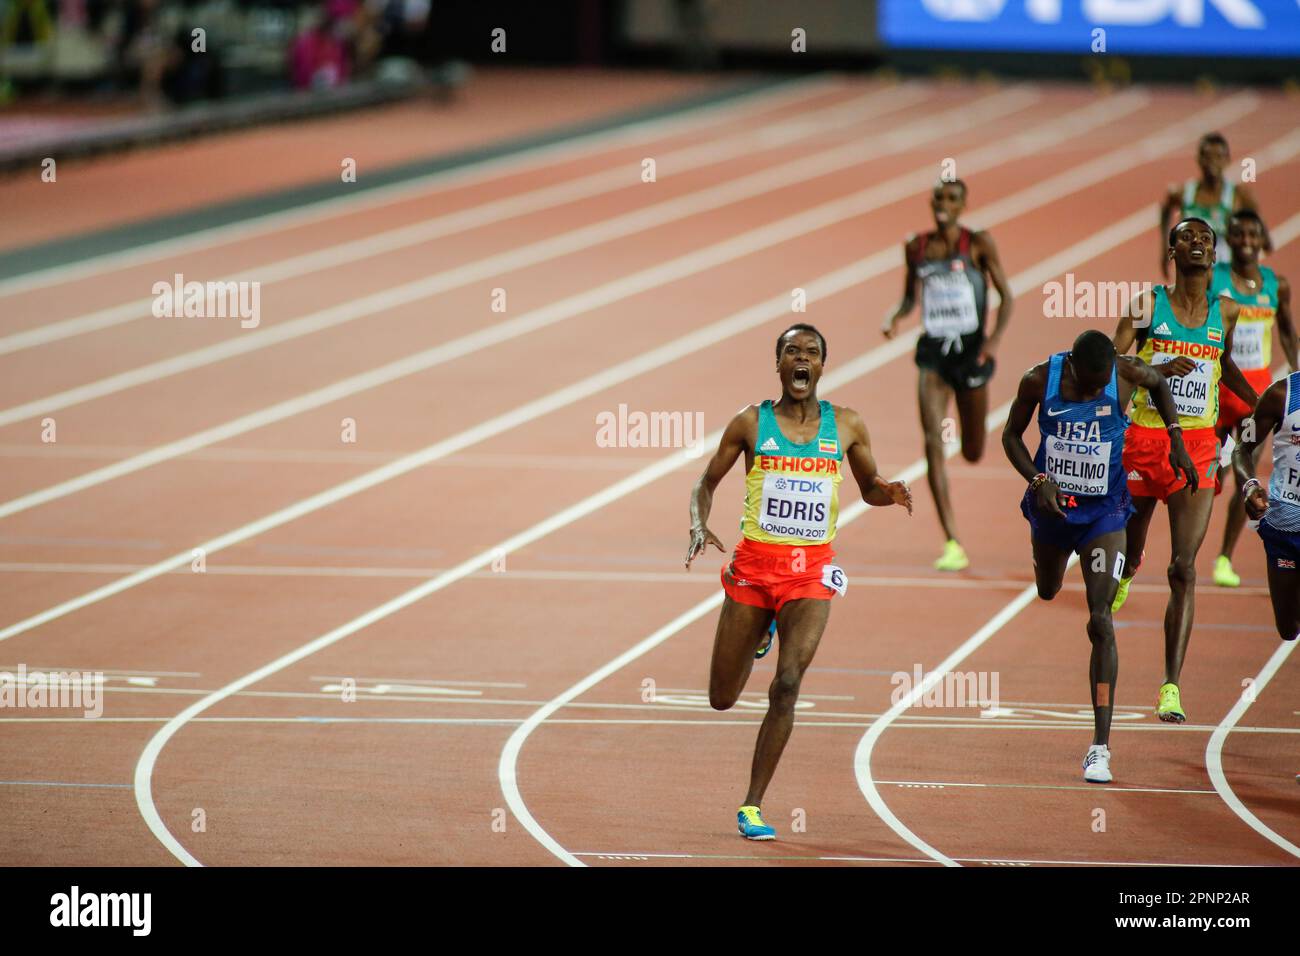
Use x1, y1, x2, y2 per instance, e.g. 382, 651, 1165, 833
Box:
1159, 132, 1262, 279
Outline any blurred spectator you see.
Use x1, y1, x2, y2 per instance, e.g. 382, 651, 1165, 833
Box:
290, 0, 358, 90
114, 0, 174, 107
164, 0, 225, 104
2, 0, 57, 47
374, 0, 428, 61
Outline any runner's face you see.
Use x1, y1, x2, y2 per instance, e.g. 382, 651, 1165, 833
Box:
1197, 141, 1228, 179
1170, 221, 1215, 272
930, 184, 965, 227
777, 332, 824, 400
1227, 219, 1264, 263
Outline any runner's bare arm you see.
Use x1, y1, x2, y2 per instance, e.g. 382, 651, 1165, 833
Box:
1002, 364, 1046, 482
883, 236, 920, 338
1001, 365, 1064, 518
1219, 300, 1261, 409
1233, 380, 1285, 520
1114, 289, 1150, 356
686, 407, 755, 568
1117, 356, 1197, 490
840, 407, 912, 513
1277, 275, 1297, 372
974, 230, 1013, 362
1159, 183, 1182, 276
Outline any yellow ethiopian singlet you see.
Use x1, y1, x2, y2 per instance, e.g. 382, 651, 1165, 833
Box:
740, 400, 843, 545
1211, 262, 1278, 373
1131, 286, 1224, 431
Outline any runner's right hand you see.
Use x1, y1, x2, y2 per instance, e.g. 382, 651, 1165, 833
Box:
685, 526, 725, 569
1035, 479, 1066, 519
881, 312, 901, 339
1157, 356, 1197, 378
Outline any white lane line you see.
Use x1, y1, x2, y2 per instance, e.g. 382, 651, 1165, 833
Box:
0, 92, 1168, 522
0, 85, 931, 356
570, 850, 1256, 866
0, 561, 1279, 600
0, 74, 844, 299
0, 88, 1042, 431
12, 715, 1300, 734
306, 675, 524, 688
876, 779, 1217, 794
1205, 640, 1300, 859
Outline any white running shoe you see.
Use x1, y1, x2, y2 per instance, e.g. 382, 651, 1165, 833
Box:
1083, 745, 1112, 784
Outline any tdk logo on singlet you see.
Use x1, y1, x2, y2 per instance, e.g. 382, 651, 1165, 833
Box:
774, 477, 826, 494
919, 1, 1265, 28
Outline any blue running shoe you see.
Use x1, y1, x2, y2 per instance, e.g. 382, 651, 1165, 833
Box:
737, 805, 776, 840
755, 618, 777, 659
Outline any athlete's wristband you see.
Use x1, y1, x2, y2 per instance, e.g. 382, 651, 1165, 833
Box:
1029, 473, 1050, 492
1166, 421, 1183, 433
1242, 478, 1263, 498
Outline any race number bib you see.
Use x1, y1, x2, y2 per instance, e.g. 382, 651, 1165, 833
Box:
1152, 352, 1213, 419
1230, 321, 1267, 370
821, 564, 847, 597
1277, 452, 1300, 507
758, 473, 832, 540
1044, 436, 1112, 496
921, 266, 980, 339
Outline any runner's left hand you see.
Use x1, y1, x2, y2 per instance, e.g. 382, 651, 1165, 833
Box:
1244, 485, 1268, 521
977, 338, 999, 365
1169, 441, 1199, 494
874, 475, 913, 515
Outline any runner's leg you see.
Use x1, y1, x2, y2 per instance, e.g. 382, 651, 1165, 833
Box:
743, 597, 830, 807
1030, 532, 1071, 601
1079, 530, 1125, 746
954, 381, 990, 463
709, 597, 774, 710
1265, 548, 1300, 642
919, 368, 959, 542
1124, 495, 1157, 577
1163, 484, 1216, 684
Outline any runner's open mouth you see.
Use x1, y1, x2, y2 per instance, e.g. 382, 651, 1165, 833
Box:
792, 368, 811, 388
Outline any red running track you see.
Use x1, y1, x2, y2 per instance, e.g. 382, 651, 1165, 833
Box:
0, 72, 1296, 867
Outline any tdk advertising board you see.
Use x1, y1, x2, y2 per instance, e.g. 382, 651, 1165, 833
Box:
880, 1, 1300, 57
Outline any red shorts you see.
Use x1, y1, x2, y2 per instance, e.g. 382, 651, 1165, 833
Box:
1216, 367, 1271, 431
720, 539, 844, 613
1123, 425, 1219, 502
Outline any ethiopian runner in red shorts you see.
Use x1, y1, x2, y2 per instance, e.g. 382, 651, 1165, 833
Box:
1111, 218, 1259, 725
1208, 210, 1297, 588
685, 324, 912, 840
